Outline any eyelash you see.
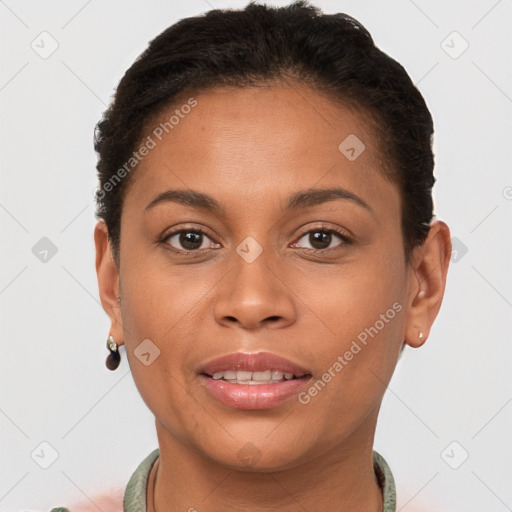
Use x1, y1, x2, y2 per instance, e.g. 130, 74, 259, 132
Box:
161, 224, 353, 256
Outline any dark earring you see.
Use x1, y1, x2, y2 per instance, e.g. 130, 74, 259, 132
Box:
106, 335, 121, 370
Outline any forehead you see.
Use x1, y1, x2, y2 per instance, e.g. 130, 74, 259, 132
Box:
126, 83, 398, 216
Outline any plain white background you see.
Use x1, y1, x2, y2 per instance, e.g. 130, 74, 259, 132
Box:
1, 1, 511, 510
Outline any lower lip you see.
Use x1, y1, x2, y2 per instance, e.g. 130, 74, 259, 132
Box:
199, 375, 312, 410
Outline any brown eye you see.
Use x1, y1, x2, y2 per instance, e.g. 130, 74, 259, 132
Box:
164, 230, 212, 251
294, 229, 351, 251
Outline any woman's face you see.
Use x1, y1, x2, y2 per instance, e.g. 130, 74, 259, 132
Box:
100, 83, 426, 469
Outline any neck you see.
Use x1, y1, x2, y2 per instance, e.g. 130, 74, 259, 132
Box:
151, 413, 383, 512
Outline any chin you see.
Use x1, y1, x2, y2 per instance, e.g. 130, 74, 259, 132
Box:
198, 436, 311, 473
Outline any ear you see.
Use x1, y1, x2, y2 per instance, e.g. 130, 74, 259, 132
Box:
94, 220, 124, 345
404, 220, 452, 348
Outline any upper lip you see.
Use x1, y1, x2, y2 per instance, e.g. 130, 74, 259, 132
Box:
200, 352, 311, 377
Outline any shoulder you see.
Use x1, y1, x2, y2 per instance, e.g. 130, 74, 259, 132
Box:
48, 449, 159, 512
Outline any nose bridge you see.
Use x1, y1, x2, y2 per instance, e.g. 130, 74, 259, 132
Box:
230, 244, 280, 310
214, 239, 295, 329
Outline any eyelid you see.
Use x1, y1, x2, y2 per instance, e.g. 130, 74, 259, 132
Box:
294, 223, 353, 242
161, 222, 215, 239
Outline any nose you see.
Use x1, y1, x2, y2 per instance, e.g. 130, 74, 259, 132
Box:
213, 247, 297, 331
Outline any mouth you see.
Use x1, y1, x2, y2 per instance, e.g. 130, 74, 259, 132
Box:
199, 352, 312, 409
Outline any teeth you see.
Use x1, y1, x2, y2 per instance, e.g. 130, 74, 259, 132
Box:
209, 369, 299, 383
252, 370, 272, 381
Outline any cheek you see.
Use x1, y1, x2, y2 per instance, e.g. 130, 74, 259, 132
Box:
296, 246, 407, 409
117, 266, 208, 434
119, 245, 219, 338
305, 246, 406, 339
117, 242, 230, 390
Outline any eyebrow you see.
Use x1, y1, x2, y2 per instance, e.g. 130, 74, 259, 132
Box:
145, 189, 226, 214
145, 187, 372, 215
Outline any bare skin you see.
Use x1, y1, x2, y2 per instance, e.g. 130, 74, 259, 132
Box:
95, 82, 451, 511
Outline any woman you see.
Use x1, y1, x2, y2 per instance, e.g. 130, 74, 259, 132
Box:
52, 1, 451, 510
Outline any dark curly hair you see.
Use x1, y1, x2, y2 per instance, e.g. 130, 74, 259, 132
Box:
94, 0, 435, 267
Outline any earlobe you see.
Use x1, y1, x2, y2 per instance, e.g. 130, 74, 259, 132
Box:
404, 326, 428, 349
94, 220, 124, 344
404, 220, 452, 349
